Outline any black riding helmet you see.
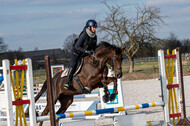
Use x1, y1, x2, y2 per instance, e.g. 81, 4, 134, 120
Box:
86, 19, 97, 28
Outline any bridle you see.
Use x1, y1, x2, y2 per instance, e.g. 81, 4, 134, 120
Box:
110, 50, 122, 71
91, 49, 122, 70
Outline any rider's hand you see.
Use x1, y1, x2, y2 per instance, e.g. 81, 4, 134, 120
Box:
85, 50, 94, 55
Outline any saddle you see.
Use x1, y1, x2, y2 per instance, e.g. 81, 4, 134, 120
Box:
61, 58, 91, 94
61, 58, 83, 78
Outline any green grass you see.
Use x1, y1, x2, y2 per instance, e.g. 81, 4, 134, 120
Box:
33, 69, 46, 84
182, 61, 190, 69
122, 61, 159, 75
122, 61, 190, 74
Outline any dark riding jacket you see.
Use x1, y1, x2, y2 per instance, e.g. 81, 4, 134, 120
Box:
73, 28, 97, 56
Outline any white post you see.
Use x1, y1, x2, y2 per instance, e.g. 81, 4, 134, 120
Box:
117, 78, 125, 115
25, 58, 37, 126
175, 49, 183, 118
2, 59, 14, 126
158, 50, 170, 125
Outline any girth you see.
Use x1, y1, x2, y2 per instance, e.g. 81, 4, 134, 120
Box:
74, 76, 91, 94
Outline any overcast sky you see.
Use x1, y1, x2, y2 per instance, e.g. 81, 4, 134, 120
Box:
0, 0, 190, 51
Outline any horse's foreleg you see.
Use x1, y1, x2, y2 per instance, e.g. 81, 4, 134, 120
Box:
109, 77, 118, 101
101, 77, 118, 102
102, 82, 110, 103
55, 95, 74, 125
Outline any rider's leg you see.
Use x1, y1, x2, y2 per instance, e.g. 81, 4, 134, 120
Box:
64, 52, 79, 89
64, 67, 75, 88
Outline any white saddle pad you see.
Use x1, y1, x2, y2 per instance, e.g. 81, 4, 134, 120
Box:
61, 59, 83, 78
61, 68, 69, 78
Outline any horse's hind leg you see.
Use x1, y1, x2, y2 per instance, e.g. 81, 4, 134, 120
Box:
56, 95, 74, 125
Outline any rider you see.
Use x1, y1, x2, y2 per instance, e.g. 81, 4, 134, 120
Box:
64, 19, 98, 89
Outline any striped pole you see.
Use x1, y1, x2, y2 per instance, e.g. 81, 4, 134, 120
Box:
36, 101, 164, 122
74, 92, 99, 99
147, 121, 160, 126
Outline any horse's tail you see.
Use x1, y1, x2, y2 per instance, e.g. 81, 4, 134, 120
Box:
35, 80, 47, 102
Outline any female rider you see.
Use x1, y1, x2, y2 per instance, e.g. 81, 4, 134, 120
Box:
64, 19, 98, 89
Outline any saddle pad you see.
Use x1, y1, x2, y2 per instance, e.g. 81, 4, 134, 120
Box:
61, 59, 83, 78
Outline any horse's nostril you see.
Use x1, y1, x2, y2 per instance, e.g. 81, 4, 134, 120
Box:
116, 73, 121, 78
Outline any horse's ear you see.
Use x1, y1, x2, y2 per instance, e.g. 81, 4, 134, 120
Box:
121, 47, 126, 52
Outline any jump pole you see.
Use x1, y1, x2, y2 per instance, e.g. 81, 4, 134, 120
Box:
45, 55, 56, 126
36, 101, 165, 121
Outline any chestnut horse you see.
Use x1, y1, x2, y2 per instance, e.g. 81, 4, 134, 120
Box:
34, 42, 125, 126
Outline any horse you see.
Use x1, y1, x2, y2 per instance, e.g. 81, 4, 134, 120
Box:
33, 42, 125, 126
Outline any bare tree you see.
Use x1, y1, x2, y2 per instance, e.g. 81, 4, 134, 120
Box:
99, 2, 165, 72
63, 33, 78, 54
167, 33, 182, 51
0, 37, 8, 53
34, 46, 39, 51
18, 47, 23, 52
181, 39, 190, 53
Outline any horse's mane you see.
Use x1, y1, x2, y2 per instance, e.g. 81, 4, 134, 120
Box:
95, 41, 118, 52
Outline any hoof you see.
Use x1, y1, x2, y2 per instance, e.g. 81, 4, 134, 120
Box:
103, 95, 109, 103
109, 94, 116, 101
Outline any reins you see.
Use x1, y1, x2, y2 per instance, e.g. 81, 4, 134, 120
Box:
92, 54, 99, 66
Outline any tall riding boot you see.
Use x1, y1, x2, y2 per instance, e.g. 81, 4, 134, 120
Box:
64, 67, 75, 89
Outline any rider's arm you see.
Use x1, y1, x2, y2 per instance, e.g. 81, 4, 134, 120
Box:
74, 32, 86, 53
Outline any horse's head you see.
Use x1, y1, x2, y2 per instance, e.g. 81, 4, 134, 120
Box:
95, 42, 125, 79
108, 47, 125, 78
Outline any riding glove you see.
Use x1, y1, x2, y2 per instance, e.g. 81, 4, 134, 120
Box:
86, 50, 94, 55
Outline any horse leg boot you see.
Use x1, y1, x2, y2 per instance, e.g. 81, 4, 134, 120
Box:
102, 85, 110, 103
64, 67, 75, 89
110, 83, 118, 101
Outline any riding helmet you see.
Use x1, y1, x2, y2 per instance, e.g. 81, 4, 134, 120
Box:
86, 19, 97, 28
